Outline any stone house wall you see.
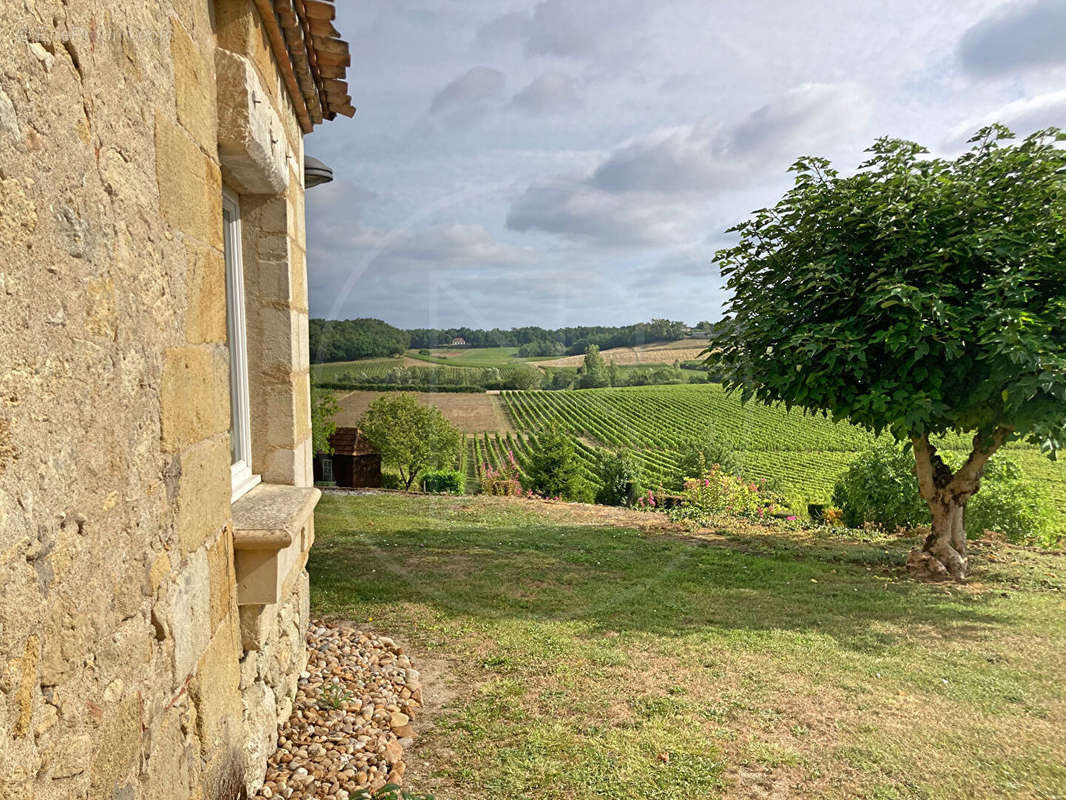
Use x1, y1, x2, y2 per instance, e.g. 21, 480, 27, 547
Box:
0, 2, 348, 797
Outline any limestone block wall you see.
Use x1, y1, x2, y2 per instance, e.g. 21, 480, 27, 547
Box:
0, 2, 320, 798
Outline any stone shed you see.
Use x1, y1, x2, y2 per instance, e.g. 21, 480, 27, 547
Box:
0, 1, 354, 798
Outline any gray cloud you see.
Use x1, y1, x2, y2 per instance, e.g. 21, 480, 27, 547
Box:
506, 83, 870, 246
380, 224, 534, 267
959, 0, 1066, 76
512, 72, 583, 115
477, 0, 650, 60
429, 66, 506, 124
506, 179, 696, 247
593, 84, 870, 194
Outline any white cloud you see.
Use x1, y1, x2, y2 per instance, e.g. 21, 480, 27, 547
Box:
945, 90, 1066, 149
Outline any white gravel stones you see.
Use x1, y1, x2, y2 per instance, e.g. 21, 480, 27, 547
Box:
253, 622, 422, 800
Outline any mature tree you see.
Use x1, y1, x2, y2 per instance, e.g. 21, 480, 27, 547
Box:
359, 393, 463, 490
578, 345, 610, 389
709, 126, 1066, 580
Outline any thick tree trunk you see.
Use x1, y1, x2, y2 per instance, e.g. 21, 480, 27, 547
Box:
907, 428, 1011, 582
910, 497, 969, 581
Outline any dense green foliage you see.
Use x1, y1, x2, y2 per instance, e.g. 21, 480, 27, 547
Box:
311, 389, 340, 455
677, 431, 741, 479
832, 445, 930, 530
964, 459, 1060, 547
521, 422, 592, 501
309, 318, 410, 363
578, 345, 609, 389
358, 394, 463, 490
592, 449, 644, 506
709, 126, 1066, 452
834, 445, 1060, 546
516, 339, 566, 358
420, 469, 466, 494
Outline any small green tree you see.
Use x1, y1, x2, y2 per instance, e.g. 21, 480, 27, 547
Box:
593, 449, 643, 506
578, 345, 610, 389
522, 422, 589, 500
677, 430, 740, 482
359, 393, 462, 490
311, 389, 340, 455
607, 359, 620, 387
710, 125, 1066, 580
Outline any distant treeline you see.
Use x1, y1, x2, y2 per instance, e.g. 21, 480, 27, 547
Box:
309, 318, 409, 362
309, 318, 724, 364
409, 319, 721, 355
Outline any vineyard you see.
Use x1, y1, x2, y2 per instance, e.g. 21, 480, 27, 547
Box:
454, 385, 1066, 514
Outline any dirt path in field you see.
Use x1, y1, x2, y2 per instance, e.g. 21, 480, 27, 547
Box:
335, 390, 514, 434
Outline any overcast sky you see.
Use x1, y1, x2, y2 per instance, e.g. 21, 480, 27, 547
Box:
304, 0, 1066, 330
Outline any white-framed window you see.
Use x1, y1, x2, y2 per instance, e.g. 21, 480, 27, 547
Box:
223, 187, 260, 502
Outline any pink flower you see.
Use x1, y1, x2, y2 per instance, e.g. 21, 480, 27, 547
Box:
757, 507, 765, 516
786, 515, 797, 521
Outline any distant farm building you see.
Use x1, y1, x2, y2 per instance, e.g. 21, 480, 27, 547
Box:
315, 427, 382, 488
450, 337, 467, 346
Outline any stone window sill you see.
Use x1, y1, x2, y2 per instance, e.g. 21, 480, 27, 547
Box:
232, 483, 320, 606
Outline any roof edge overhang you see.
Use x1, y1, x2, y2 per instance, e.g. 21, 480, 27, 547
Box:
252, 0, 356, 134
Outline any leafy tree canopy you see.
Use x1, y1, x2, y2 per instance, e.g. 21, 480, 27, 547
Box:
359, 393, 463, 490
709, 125, 1066, 579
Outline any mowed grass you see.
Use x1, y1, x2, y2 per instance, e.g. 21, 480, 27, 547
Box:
406, 346, 542, 368
311, 493, 1066, 800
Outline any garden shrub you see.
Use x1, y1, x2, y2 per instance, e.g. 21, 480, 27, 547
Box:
593, 449, 644, 506
832, 444, 929, 530
677, 432, 740, 483
833, 445, 1060, 546
380, 472, 404, 490
480, 452, 523, 496
677, 465, 774, 520
421, 469, 465, 494
964, 458, 1059, 547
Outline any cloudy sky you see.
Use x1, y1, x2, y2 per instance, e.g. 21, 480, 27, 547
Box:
305, 0, 1066, 330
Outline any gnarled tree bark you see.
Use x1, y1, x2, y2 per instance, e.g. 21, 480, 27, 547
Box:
908, 428, 1011, 581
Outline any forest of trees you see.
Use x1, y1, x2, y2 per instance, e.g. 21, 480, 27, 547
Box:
308, 318, 410, 362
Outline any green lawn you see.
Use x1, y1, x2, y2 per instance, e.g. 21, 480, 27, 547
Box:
406, 347, 543, 368
311, 493, 1066, 800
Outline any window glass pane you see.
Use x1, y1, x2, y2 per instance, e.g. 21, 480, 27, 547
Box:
223, 206, 241, 465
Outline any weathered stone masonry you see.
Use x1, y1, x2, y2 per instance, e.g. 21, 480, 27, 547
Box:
0, 2, 353, 798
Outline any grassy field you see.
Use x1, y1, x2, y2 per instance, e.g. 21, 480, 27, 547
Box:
335, 389, 512, 434
311, 492, 1066, 800
406, 347, 542, 368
